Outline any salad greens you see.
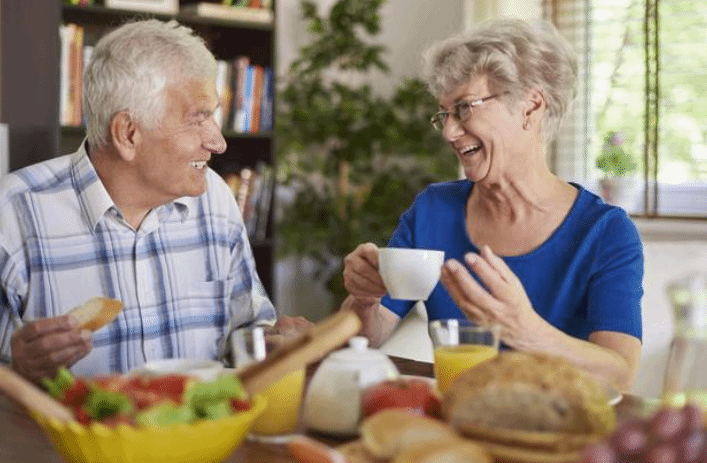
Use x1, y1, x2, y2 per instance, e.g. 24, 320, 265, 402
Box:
43, 367, 250, 428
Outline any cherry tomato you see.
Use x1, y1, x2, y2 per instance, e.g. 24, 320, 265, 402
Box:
62, 380, 90, 408
230, 398, 250, 411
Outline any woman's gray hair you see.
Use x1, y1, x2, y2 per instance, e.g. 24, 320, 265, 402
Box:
83, 19, 217, 149
422, 19, 577, 143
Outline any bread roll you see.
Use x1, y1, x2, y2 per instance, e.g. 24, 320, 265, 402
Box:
359, 409, 458, 460
68, 297, 123, 331
337, 441, 383, 463
392, 439, 492, 463
468, 439, 583, 463
442, 352, 616, 441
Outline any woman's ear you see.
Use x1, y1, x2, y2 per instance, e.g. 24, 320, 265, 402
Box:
110, 111, 139, 162
523, 88, 546, 129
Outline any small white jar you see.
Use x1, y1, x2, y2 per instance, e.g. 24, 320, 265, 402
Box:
302, 336, 400, 436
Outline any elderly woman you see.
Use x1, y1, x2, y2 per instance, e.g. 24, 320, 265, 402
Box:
341, 19, 642, 392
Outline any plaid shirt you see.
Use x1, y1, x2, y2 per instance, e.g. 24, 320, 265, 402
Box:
0, 143, 276, 375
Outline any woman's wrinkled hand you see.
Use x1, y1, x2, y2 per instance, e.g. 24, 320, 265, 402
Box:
440, 245, 546, 350
342, 243, 387, 311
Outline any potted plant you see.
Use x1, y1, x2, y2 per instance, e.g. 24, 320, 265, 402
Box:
276, 0, 457, 309
596, 131, 639, 209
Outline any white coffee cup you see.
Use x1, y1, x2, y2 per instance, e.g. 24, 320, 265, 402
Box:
378, 248, 445, 300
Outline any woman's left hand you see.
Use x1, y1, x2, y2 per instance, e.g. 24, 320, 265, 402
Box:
440, 245, 547, 350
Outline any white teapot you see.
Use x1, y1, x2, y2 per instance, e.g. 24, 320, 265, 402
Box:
302, 336, 400, 436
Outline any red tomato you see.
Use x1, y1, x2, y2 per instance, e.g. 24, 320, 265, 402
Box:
74, 406, 92, 425
360, 378, 441, 420
230, 398, 250, 411
138, 375, 190, 405
62, 380, 90, 408
91, 374, 190, 409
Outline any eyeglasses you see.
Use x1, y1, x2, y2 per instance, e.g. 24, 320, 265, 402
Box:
430, 91, 510, 131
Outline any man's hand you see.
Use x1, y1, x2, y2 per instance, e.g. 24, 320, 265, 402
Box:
273, 315, 314, 339
11, 314, 93, 385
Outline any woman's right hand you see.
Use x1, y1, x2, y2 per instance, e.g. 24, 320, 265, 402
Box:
342, 242, 387, 309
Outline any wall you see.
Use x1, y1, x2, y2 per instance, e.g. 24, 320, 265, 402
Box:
275, 0, 465, 321
275, 0, 706, 400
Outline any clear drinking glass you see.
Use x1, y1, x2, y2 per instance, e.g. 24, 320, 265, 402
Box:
428, 319, 500, 394
663, 272, 707, 408
229, 325, 305, 444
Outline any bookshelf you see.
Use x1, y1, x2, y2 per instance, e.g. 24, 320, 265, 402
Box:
0, 0, 277, 299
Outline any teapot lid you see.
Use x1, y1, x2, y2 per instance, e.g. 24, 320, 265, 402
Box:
328, 336, 395, 365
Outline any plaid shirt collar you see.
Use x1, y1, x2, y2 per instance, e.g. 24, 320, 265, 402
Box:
72, 140, 196, 230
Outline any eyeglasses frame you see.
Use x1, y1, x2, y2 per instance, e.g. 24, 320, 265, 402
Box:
430, 91, 511, 131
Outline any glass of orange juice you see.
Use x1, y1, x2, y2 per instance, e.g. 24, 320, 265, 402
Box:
428, 319, 500, 394
229, 325, 305, 443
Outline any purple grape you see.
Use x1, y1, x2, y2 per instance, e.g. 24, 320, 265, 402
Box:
611, 420, 649, 456
580, 441, 617, 463
681, 403, 705, 432
644, 442, 677, 463
649, 407, 686, 442
678, 430, 707, 463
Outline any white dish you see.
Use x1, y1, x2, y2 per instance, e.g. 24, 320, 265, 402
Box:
134, 358, 224, 381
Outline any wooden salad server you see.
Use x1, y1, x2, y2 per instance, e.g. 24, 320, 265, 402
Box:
0, 364, 75, 422
237, 309, 362, 397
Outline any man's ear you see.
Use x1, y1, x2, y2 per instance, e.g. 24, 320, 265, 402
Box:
523, 88, 546, 128
110, 111, 140, 162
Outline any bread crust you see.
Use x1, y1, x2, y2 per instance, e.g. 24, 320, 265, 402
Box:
442, 351, 616, 438
392, 439, 493, 463
359, 409, 458, 460
68, 297, 124, 331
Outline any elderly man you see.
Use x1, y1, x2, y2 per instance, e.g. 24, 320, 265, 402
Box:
0, 19, 309, 384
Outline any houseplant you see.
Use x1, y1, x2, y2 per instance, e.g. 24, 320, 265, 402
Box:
596, 131, 639, 208
276, 0, 457, 307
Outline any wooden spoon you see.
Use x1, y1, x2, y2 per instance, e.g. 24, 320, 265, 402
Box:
0, 364, 75, 422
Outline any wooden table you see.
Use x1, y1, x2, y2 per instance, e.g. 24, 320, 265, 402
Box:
0, 356, 658, 463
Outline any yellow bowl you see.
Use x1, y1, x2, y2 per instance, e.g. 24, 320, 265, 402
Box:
31, 395, 267, 463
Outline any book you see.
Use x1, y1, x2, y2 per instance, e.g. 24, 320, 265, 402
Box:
232, 56, 250, 133
224, 163, 274, 240
68, 24, 84, 126
249, 65, 264, 133
253, 162, 274, 242
241, 65, 255, 133
181, 3, 274, 25
58, 24, 72, 125
214, 60, 233, 129
258, 67, 274, 132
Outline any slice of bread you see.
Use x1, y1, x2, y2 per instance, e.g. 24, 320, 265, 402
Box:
68, 297, 123, 331
442, 351, 616, 439
392, 439, 493, 463
469, 439, 583, 463
359, 409, 458, 460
